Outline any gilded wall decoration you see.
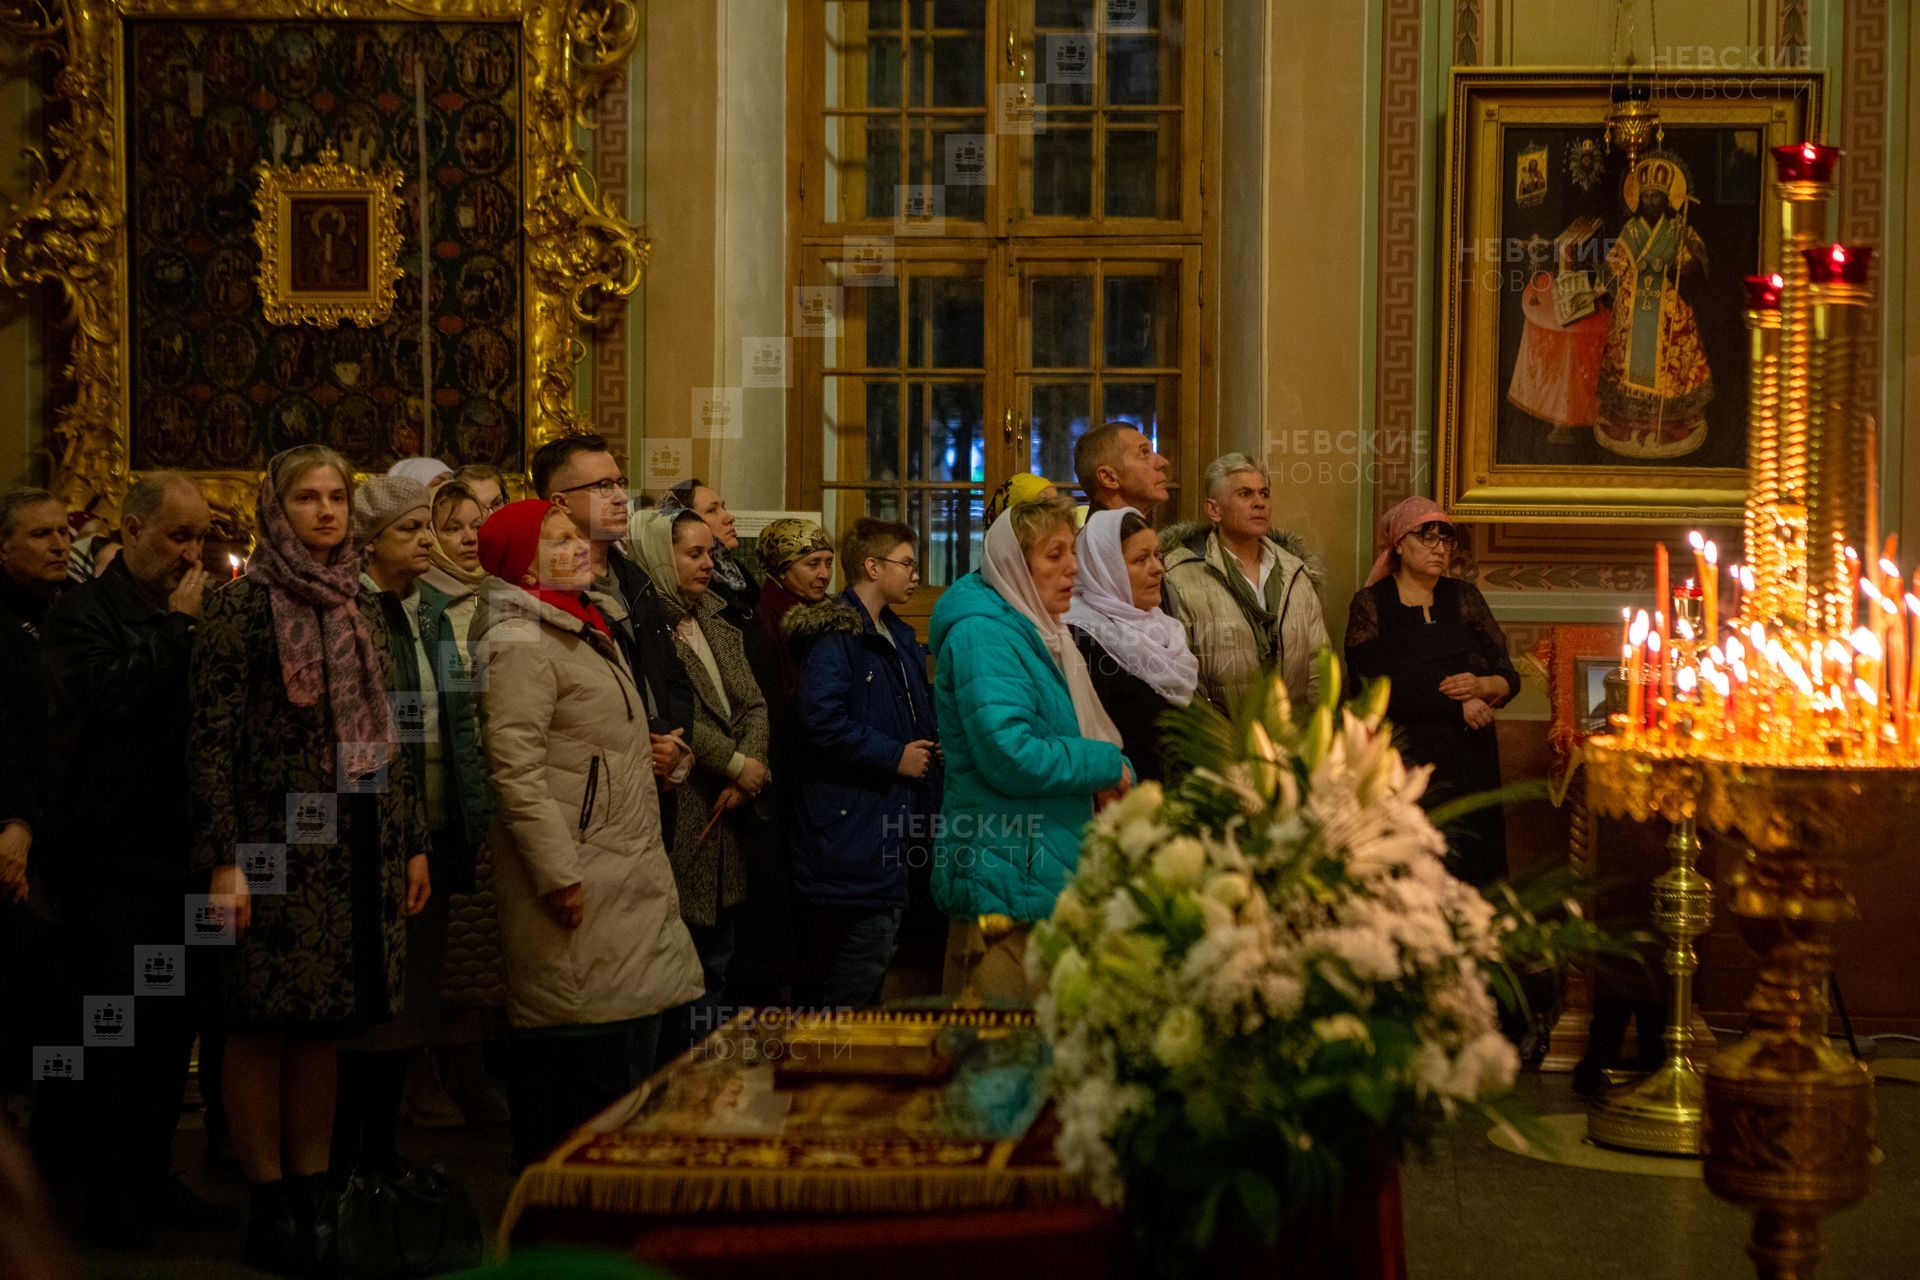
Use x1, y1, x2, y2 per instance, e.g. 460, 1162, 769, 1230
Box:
0, 0, 645, 539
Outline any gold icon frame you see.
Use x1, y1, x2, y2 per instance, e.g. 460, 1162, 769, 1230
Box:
0, 0, 647, 538
253, 142, 405, 329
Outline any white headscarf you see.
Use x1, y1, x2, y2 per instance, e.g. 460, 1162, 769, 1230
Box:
980, 511, 1123, 748
388, 456, 452, 488
1066, 509, 1198, 705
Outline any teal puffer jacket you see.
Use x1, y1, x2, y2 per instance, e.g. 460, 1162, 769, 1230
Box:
928, 573, 1129, 924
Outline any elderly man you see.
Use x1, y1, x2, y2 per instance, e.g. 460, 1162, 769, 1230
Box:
0, 487, 72, 905
37, 473, 235, 1244
1072, 421, 1171, 517
530, 434, 696, 802
1160, 452, 1330, 713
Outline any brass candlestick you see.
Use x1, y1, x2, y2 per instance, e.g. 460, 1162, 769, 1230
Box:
1587, 813, 1712, 1154
1586, 743, 1920, 1279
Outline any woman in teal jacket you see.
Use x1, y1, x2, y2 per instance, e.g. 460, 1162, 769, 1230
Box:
930, 495, 1131, 1000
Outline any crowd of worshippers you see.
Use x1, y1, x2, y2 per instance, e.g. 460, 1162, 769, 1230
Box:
0, 423, 1518, 1269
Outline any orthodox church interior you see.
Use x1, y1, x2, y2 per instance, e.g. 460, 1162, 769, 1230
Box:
1, 2, 1918, 1279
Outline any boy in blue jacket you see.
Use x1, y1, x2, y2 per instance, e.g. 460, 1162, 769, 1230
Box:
781, 519, 941, 1007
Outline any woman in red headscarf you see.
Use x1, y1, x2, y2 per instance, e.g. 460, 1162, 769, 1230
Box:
1343, 497, 1519, 887
470, 499, 701, 1170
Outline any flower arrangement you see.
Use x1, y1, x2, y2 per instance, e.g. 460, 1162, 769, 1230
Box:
1032, 656, 1594, 1254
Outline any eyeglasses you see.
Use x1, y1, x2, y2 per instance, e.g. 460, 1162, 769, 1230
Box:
555, 475, 629, 497
1410, 524, 1458, 548
876, 555, 920, 575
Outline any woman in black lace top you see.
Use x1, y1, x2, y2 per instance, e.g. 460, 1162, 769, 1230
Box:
1344, 499, 1519, 886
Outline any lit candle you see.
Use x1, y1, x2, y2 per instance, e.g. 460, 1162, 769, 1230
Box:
1655, 543, 1670, 648
1619, 607, 1632, 664
1906, 593, 1920, 745
1626, 611, 1649, 734
1704, 540, 1719, 647
1889, 595, 1909, 749
1650, 630, 1669, 731
228, 553, 241, 581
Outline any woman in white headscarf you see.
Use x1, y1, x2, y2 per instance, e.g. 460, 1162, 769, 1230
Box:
1067, 508, 1198, 782
927, 495, 1132, 999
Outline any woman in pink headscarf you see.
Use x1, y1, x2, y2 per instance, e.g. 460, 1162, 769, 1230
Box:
1343, 497, 1518, 886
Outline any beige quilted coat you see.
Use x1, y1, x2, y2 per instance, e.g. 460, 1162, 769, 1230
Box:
472, 584, 703, 1030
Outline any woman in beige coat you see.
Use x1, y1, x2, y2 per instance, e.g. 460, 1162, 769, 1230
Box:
472, 499, 702, 1169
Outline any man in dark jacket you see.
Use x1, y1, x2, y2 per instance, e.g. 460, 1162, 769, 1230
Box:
531, 436, 698, 831
0, 487, 70, 1106
782, 519, 941, 1007
37, 473, 234, 1245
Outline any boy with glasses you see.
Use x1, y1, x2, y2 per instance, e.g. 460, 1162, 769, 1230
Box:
780, 519, 941, 1007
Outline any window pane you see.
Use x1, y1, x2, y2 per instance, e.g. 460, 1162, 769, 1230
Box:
1101, 380, 1169, 455
1030, 276, 1092, 368
1105, 34, 1168, 106
910, 381, 985, 482
822, 377, 902, 485
1031, 124, 1093, 217
1029, 381, 1091, 479
865, 276, 902, 368
1104, 269, 1177, 367
824, 4, 903, 110
909, 2, 986, 107
915, 488, 984, 587
1035, 0, 1092, 27
907, 272, 984, 369
1103, 117, 1176, 218
868, 489, 902, 520
822, 116, 900, 223
908, 115, 987, 222
823, 487, 901, 539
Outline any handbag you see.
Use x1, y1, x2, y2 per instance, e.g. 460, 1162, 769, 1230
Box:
330, 1164, 484, 1280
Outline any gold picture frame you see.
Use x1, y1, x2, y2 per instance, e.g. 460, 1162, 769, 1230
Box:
0, 0, 647, 539
253, 142, 404, 328
1437, 68, 1823, 525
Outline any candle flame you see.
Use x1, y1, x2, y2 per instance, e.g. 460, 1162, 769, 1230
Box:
1705, 540, 1718, 566
1648, 631, 1663, 656
1856, 677, 1878, 707
1630, 610, 1649, 645
1770, 271, 1784, 288
1677, 667, 1698, 694
1850, 628, 1881, 660
1677, 618, 1695, 642
228, 554, 240, 569
1739, 565, 1755, 592
1906, 593, 1920, 616
1688, 531, 1704, 552
1882, 558, 1902, 579
1802, 142, 1818, 160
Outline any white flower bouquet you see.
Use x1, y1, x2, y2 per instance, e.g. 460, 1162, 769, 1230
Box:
1032, 656, 1591, 1254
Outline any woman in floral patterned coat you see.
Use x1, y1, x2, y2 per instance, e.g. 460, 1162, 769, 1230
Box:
188, 445, 431, 1272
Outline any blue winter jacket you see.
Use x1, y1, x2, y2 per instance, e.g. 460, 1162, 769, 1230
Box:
928, 573, 1129, 923
785, 589, 942, 909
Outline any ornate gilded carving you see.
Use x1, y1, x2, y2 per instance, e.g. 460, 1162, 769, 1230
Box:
0, 0, 646, 537
252, 142, 404, 328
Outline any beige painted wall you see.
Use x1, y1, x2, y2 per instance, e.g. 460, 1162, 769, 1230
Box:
1256, 0, 1372, 617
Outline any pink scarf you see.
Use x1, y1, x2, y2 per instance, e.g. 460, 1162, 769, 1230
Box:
1366, 496, 1450, 586
247, 465, 395, 780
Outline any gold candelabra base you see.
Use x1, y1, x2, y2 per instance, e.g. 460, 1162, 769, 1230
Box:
1584, 739, 1920, 1279
1587, 816, 1714, 1156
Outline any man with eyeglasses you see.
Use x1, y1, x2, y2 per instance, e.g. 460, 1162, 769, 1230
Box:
1159, 452, 1331, 713
530, 436, 697, 823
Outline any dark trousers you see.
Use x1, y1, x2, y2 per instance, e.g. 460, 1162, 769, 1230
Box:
655, 907, 739, 1066
29, 877, 204, 1226
505, 1016, 660, 1171
332, 1049, 410, 1173
794, 906, 902, 1009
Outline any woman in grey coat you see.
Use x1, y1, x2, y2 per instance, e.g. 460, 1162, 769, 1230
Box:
630, 507, 770, 1058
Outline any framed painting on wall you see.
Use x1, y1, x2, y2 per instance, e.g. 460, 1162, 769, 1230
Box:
1437, 68, 1823, 525
0, 1, 649, 540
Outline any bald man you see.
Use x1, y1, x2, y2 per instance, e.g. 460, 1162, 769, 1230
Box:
36, 472, 234, 1244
